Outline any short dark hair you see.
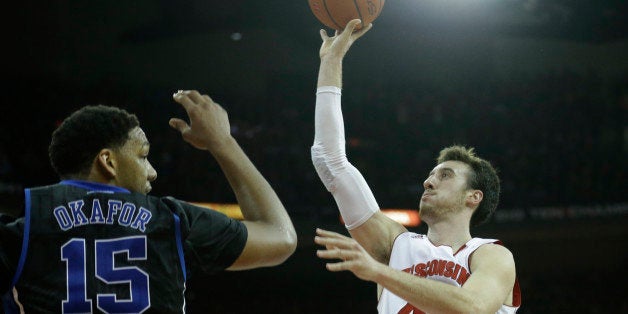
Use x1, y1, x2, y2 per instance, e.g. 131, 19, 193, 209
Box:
49, 105, 140, 178
437, 145, 500, 226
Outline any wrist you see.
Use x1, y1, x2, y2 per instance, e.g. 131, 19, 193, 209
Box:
320, 54, 343, 64
367, 259, 390, 283
208, 135, 237, 154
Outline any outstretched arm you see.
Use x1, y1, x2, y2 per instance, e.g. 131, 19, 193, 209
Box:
311, 20, 406, 262
315, 228, 517, 313
170, 90, 297, 270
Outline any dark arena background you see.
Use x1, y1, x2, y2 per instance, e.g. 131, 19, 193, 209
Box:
2, 0, 627, 313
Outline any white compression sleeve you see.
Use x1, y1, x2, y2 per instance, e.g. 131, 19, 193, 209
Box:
311, 86, 379, 230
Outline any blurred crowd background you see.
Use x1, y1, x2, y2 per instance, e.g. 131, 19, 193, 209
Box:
2, 0, 627, 312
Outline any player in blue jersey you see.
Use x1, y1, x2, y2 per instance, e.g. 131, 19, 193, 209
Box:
0, 90, 297, 313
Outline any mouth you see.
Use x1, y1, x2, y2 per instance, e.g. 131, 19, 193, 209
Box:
421, 191, 434, 200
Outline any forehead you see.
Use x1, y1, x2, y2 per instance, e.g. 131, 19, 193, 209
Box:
431, 160, 470, 175
125, 127, 149, 147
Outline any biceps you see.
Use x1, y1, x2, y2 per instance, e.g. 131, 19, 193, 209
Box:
349, 212, 406, 263
462, 258, 516, 310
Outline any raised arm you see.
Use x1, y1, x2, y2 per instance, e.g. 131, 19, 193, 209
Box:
170, 90, 297, 270
311, 20, 406, 263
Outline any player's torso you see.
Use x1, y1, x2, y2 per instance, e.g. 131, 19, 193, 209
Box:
10, 182, 186, 314
377, 232, 497, 314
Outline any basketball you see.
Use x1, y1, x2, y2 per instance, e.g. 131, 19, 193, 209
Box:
308, 0, 385, 31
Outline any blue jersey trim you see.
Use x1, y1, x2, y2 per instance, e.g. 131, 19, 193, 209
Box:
60, 180, 131, 194
172, 213, 187, 281
11, 189, 31, 288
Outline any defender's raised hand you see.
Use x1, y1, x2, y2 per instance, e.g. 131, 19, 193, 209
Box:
170, 90, 232, 151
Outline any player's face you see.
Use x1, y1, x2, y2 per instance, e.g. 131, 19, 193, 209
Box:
114, 127, 157, 194
419, 161, 471, 219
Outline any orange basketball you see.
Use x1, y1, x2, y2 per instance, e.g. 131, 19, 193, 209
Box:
308, 0, 385, 31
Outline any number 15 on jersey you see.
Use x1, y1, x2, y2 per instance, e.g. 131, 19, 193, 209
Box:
61, 236, 150, 314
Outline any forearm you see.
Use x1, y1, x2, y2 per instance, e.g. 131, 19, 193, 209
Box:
171, 89, 296, 268
209, 137, 294, 234
374, 265, 485, 314
311, 86, 379, 231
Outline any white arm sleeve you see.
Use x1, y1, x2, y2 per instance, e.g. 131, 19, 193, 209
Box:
311, 86, 379, 230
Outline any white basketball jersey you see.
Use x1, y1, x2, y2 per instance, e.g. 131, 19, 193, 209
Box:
377, 232, 521, 314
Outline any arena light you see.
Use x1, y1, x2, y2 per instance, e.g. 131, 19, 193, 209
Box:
191, 202, 243, 220
191, 202, 421, 227
383, 209, 421, 227
340, 209, 421, 227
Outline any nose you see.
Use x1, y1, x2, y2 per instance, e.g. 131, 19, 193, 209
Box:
423, 175, 434, 190
147, 162, 158, 182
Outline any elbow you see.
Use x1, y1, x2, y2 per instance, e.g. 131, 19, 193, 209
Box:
229, 225, 297, 270
267, 230, 298, 266
284, 231, 299, 260
311, 145, 347, 192
282, 228, 299, 258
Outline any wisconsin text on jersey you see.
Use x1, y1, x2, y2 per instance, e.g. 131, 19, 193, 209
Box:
53, 199, 153, 232
402, 259, 470, 286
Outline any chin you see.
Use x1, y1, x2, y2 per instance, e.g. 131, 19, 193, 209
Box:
419, 203, 437, 216
419, 200, 433, 211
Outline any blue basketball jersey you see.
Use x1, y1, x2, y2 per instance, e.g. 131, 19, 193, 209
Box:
0, 180, 247, 313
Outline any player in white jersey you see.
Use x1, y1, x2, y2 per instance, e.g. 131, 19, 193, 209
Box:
311, 20, 521, 313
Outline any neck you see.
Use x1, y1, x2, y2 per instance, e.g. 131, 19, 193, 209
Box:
426, 216, 472, 252
84, 167, 115, 186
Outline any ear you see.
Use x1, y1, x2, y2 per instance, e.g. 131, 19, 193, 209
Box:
95, 149, 117, 179
466, 190, 483, 209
